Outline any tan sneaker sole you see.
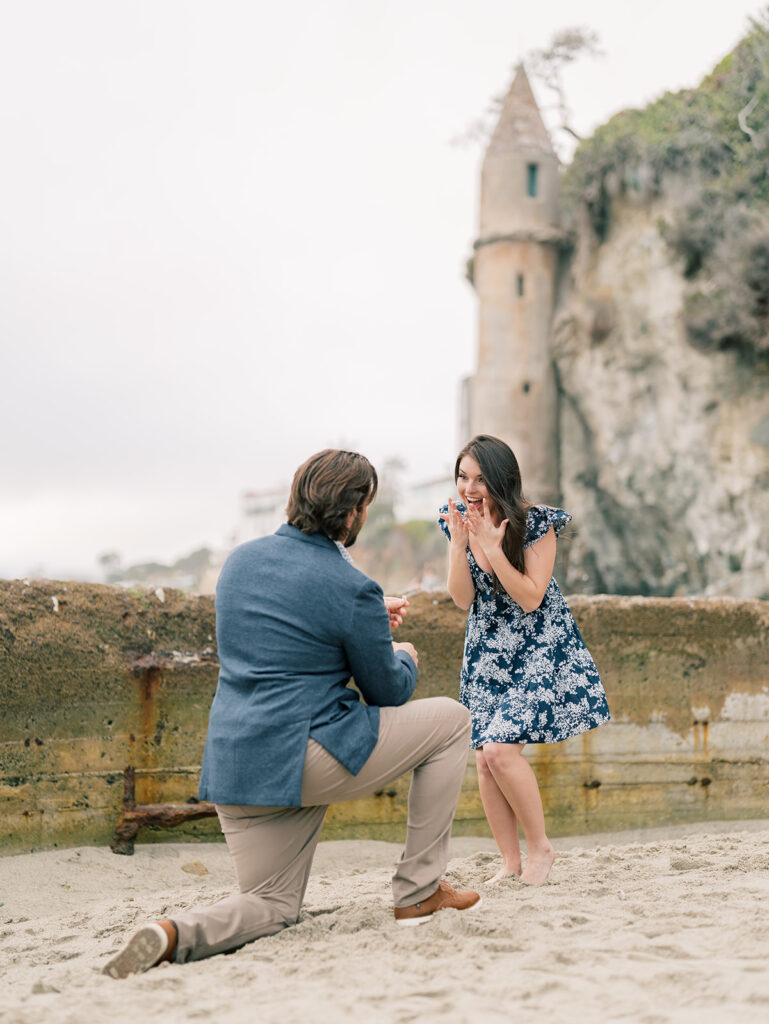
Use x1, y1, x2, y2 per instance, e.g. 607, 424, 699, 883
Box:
102, 925, 168, 979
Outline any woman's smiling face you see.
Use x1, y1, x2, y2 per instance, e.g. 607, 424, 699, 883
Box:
457, 455, 497, 518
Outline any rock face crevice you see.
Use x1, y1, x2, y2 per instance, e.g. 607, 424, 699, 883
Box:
553, 193, 769, 598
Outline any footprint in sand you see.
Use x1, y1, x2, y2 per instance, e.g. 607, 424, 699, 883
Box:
669, 857, 704, 871
31, 981, 61, 995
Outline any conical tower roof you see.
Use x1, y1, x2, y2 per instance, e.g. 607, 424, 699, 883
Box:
478, 64, 561, 237
487, 65, 555, 158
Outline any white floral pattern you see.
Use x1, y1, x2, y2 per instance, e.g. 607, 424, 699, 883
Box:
438, 503, 611, 747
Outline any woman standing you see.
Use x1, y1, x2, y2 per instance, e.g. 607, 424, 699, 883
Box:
439, 435, 610, 885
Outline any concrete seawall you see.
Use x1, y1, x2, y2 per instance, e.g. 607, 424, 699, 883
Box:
1, 581, 767, 854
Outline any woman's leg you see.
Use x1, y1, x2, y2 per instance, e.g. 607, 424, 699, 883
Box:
482, 742, 555, 885
475, 748, 521, 883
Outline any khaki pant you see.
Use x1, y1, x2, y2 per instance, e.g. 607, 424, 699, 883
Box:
173, 697, 471, 962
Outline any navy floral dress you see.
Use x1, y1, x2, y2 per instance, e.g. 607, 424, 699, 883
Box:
438, 504, 610, 748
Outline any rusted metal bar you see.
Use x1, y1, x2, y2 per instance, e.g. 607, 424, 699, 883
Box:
110, 766, 217, 855
109, 651, 219, 853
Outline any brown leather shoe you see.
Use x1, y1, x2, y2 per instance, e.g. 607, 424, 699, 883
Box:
394, 880, 481, 927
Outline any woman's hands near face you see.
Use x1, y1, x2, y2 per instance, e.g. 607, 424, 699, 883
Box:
466, 498, 508, 553
441, 498, 469, 548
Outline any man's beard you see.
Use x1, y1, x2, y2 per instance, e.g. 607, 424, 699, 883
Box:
344, 508, 366, 548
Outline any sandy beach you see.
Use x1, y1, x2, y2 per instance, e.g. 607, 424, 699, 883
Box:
1, 822, 768, 1024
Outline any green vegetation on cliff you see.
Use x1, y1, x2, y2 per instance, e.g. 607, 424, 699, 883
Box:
564, 10, 769, 357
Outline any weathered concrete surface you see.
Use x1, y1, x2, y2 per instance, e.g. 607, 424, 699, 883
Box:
0, 580, 220, 853
1, 582, 768, 853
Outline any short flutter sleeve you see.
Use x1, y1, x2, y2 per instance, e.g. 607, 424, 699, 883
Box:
524, 506, 572, 549
438, 504, 451, 541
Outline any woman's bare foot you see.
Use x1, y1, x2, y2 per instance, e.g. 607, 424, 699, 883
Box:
483, 862, 522, 885
520, 846, 556, 885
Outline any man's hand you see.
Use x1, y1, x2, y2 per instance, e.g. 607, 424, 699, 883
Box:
384, 595, 409, 629
393, 640, 418, 668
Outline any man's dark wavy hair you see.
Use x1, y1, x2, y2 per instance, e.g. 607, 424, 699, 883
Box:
286, 449, 378, 542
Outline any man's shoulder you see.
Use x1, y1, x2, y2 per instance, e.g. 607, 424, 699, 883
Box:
223, 526, 326, 563
221, 533, 279, 567
220, 532, 378, 593
345, 562, 382, 597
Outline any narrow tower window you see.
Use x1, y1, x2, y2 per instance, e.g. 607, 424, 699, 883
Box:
517, 274, 525, 297
527, 163, 538, 197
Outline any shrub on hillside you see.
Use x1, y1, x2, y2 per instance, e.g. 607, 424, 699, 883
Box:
565, 12, 769, 356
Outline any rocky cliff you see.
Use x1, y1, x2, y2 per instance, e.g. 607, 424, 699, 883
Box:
553, 18, 769, 598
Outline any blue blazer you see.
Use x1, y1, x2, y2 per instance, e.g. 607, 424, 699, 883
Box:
198, 524, 417, 807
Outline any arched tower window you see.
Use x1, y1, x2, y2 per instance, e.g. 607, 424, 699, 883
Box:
517, 274, 525, 297
527, 163, 538, 197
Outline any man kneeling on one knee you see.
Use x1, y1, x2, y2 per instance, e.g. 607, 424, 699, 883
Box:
104, 448, 479, 977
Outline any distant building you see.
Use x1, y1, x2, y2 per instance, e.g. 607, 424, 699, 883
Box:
395, 475, 455, 523
238, 486, 290, 543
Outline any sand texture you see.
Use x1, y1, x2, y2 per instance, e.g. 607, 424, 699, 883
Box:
1, 824, 768, 1023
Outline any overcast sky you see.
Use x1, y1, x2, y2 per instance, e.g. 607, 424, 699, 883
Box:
1, 0, 765, 579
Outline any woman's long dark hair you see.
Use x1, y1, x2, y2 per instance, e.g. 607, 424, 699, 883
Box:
455, 434, 527, 589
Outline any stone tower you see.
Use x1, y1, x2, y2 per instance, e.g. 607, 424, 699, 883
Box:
465, 65, 563, 504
